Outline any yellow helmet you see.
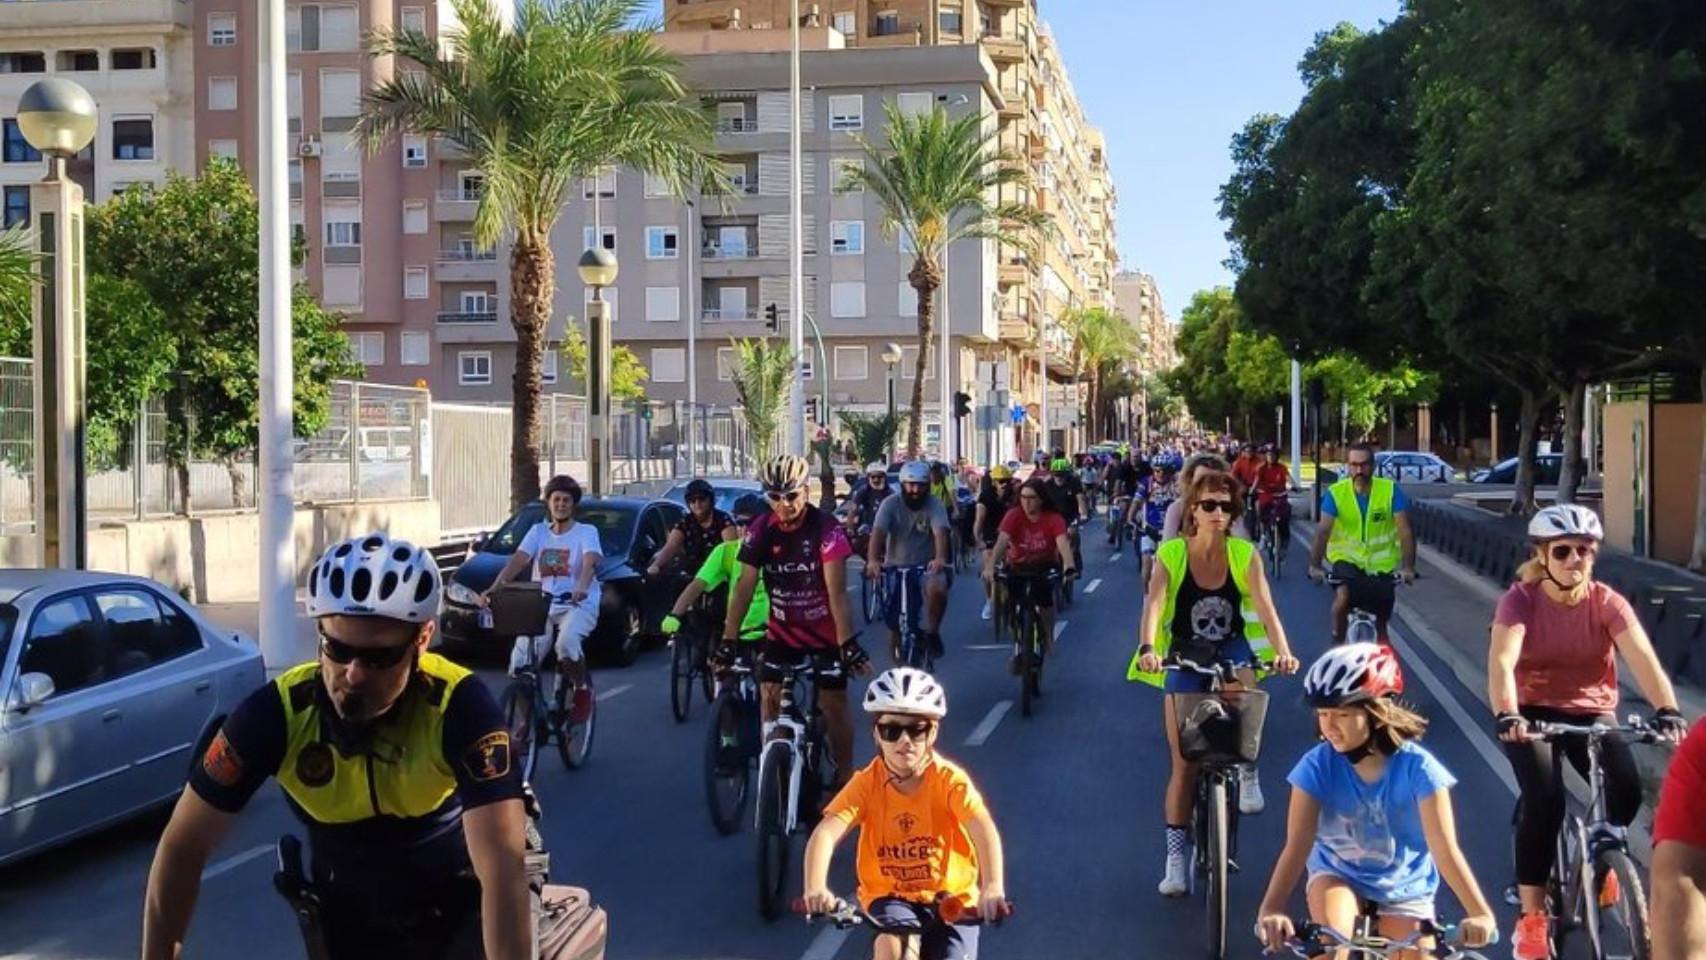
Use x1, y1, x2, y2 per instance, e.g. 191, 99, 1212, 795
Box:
989, 464, 1013, 480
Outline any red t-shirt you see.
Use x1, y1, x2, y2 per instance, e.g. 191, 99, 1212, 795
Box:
1654, 719, 1706, 848
1492, 581, 1637, 713
1254, 463, 1291, 504
999, 507, 1067, 568
1231, 456, 1261, 491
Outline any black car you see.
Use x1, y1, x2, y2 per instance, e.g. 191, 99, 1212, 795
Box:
437, 496, 685, 665
661, 478, 764, 515
1471, 454, 1562, 485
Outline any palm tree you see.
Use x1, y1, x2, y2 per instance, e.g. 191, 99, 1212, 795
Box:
0, 227, 35, 342
727, 337, 796, 464
1061, 306, 1137, 439
845, 104, 1052, 457
359, 0, 719, 509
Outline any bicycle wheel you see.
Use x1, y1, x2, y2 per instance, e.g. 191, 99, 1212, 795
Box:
862, 572, 881, 624
697, 635, 716, 704
500, 679, 540, 784
555, 678, 594, 770
1551, 816, 1596, 958
1591, 847, 1651, 960
704, 689, 752, 836
670, 637, 694, 724
1018, 610, 1036, 718
1203, 776, 1230, 960
755, 741, 793, 921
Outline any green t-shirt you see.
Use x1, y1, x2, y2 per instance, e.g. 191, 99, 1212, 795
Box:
697, 540, 768, 641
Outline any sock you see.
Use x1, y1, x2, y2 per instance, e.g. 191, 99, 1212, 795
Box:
1165, 825, 1188, 858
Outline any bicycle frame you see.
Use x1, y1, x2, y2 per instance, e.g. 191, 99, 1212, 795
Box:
885, 565, 929, 667
755, 665, 823, 835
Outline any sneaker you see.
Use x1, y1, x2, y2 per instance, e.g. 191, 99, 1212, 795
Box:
1239, 767, 1266, 815
1158, 851, 1189, 897
1511, 912, 1551, 960
981, 600, 994, 621
569, 685, 594, 725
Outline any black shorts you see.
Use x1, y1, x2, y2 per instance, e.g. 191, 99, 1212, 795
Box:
1330, 561, 1397, 619
758, 641, 848, 691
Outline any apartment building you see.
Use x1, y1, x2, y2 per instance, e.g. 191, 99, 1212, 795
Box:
192, 0, 511, 391
1114, 271, 1178, 373
0, 0, 196, 228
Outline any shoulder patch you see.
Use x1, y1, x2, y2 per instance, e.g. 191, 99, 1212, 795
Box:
200, 729, 244, 787
461, 731, 512, 782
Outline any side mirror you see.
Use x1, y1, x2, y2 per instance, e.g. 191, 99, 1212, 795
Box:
9, 672, 54, 712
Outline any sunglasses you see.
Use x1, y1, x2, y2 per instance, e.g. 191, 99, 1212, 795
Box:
876, 720, 934, 743
1549, 543, 1597, 561
766, 490, 804, 504
1196, 499, 1234, 513
318, 628, 416, 669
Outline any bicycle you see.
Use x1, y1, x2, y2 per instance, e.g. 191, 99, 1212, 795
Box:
1255, 500, 1290, 580
1108, 495, 1132, 550
492, 588, 595, 778
1056, 521, 1086, 609
1281, 914, 1497, 959
1321, 570, 1406, 645
704, 655, 761, 835
997, 567, 1063, 718
882, 563, 935, 671
669, 588, 719, 724
1527, 718, 1661, 960
799, 892, 1012, 960
1165, 657, 1269, 960
755, 653, 841, 920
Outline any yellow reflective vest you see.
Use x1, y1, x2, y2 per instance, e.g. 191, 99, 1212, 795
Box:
1325, 477, 1400, 573
1126, 536, 1275, 686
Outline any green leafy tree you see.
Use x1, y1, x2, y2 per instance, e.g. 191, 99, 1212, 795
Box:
727, 337, 795, 464
1060, 306, 1138, 440
838, 412, 903, 468
845, 104, 1052, 456
360, 0, 720, 510
560, 323, 648, 401
0, 227, 31, 336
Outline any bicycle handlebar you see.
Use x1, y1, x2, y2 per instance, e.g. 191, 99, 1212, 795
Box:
1320, 571, 1409, 587
795, 895, 1013, 928
1286, 918, 1497, 957
1527, 717, 1662, 745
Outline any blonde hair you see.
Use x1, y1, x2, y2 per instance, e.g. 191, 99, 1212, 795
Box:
1364, 698, 1429, 752
1516, 543, 1593, 603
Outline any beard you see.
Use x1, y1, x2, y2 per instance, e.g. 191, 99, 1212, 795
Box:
902, 491, 928, 510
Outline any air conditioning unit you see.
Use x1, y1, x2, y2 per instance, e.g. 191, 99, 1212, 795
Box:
297, 138, 322, 158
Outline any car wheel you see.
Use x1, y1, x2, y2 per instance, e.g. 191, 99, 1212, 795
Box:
605, 599, 643, 667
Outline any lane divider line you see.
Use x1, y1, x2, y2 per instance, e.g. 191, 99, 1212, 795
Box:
1384, 625, 1517, 798
964, 701, 1013, 747
1109, 553, 1122, 563
596, 684, 633, 702
964, 644, 1009, 651
1085, 578, 1103, 594
202, 844, 273, 881
1053, 620, 1067, 643
799, 925, 850, 960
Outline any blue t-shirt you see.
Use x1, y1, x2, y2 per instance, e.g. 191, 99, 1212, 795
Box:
1320, 483, 1410, 519
1287, 740, 1456, 904
1141, 476, 1176, 528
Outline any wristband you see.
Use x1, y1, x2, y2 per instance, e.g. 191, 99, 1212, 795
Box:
1495, 711, 1524, 737
1139, 644, 1155, 656
1654, 706, 1687, 734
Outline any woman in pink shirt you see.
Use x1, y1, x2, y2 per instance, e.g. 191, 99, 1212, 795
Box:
1488, 504, 1686, 960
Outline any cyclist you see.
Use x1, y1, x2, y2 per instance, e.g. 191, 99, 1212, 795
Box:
974, 464, 1017, 620
869, 461, 952, 664
1131, 468, 1299, 894
928, 460, 972, 566
142, 535, 532, 960
1307, 443, 1418, 644
803, 669, 1009, 960
1230, 444, 1262, 537
1137, 456, 1181, 588
1078, 454, 1103, 514
1254, 644, 1497, 956
660, 493, 770, 671
1489, 503, 1686, 960
647, 477, 738, 580
726, 454, 873, 792
1161, 453, 1226, 540
1653, 720, 1706, 959
483, 474, 601, 724
1252, 443, 1294, 556
982, 477, 1077, 675
1046, 457, 1088, 570
837, 461, 894, 555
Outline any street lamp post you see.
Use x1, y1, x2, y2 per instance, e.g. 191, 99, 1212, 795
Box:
17, 79, 97, 570
882, 342, 903, 464
579, 247, 619, 497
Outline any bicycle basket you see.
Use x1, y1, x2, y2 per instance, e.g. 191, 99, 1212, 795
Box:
1169, 688, 1270, 763
489, 583, 551, 638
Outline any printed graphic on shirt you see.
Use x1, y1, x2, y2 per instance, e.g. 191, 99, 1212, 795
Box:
536, 547, 574, 578
1319, 801, 1399, 870
201, 729, 244, 787
1190, 595, 1237, 644
876, 811, 943, 890
461, 731, 512, 782
296, 742, 335, 787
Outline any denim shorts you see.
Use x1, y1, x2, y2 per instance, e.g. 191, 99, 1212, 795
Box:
1162, 637, 1258, 692
865, 897, 981, 960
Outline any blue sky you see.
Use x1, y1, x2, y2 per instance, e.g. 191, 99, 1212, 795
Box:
643, 0, 1402, 317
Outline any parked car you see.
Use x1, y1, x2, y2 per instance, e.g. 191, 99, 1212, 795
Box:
437, 497, 685, 666
661, 478, 764, 515
1373, 451, 1455, 483
1470, 454, 1563, 485
0, 571, 264, 867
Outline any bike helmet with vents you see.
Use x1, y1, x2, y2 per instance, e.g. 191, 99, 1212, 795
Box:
1303, 642, 1404, 707
759, 453, 811, 492
306, 533, 441, 623
1527, 504, 1603, 542
898, 460, 932, 485
862, 667, 947, 719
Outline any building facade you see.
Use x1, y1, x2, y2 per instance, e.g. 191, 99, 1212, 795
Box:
1113, 271, 1177, 373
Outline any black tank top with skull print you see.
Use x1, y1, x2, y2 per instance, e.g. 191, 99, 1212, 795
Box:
1168, 564, 1246, 663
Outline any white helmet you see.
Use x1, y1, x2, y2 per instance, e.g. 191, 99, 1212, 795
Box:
1527, 504, 1603, 542
759, 453, 811, 492
865, 460, 887, 476
898, 460, 932, 485
306, 533, 441, 623
862, 667, 947, 719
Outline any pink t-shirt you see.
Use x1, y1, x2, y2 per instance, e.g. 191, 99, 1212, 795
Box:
1493, 581, 1637, 713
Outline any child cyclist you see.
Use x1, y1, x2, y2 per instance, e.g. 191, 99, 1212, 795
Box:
803, 668, 1010, 960
1255, 644, 1497, 958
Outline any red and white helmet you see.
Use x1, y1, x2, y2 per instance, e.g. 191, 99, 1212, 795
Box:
1303, 643, 1404, 708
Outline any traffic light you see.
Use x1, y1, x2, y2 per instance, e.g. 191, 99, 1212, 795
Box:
953, 391, 972, 418
805, 396, 819, 424
764, 302, 780, 333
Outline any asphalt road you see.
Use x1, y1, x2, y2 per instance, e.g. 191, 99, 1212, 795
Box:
0, 510, 1595, 960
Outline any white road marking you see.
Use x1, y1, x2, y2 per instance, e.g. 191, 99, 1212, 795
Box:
799, 925, 851, 960
1109, 552, 1122, 563
1385, 624, 1518, 798
964, 644, 1009, 651
1085, 578, 1103, 594
964, 701, 1013, 747
202, 844, 273, 881
1053, 620, 1068, 643
596, 684, 633, 702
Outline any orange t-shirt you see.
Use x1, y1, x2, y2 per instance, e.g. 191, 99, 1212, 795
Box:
824, 755, 987, 910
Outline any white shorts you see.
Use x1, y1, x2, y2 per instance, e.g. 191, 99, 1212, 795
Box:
1141, 534, 1160, 556
509, 602, 598, 674
1306, 870, 1435, 919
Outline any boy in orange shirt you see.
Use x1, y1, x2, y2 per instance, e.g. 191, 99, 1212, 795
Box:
802, 668, 1009, 960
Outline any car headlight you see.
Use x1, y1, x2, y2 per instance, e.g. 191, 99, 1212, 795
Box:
445, 582, 480, 607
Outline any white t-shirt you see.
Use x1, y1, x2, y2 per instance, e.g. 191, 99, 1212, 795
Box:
519, 521, 604, 609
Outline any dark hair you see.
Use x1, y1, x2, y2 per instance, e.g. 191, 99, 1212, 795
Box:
1348, 442, 1377, 459
1180, 469, 1242, 535
731, 493, 768, 520
1018, 477, 1055, 511
542, 474, 583, 504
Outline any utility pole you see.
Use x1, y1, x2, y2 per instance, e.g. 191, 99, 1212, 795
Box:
787, 0, 806, 455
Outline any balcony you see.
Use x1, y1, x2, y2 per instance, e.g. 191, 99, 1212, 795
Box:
437, 310, 498, 325
702, 307, 759, 323
435, 188, 481, 221
982, 33, 1025, 62
715, 117, 759, 134
702, 243, 756, 260
436, 248, 500, 281
999, 257, 1030, 286
998, 314, 1034, 344
997, 96, 1025, 121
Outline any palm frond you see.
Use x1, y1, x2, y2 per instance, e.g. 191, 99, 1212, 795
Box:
727, 337, 796, 462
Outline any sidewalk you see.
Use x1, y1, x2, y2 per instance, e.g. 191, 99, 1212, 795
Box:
200, 597, 318, 674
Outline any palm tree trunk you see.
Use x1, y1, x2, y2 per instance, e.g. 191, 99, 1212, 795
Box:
509, 236, 554, 511
907, 260, 942, 458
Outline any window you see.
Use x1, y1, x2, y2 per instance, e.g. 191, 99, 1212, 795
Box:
874, 11, 900, 36
208, 76, 238, 111
402, 135, 427, 168
834, 346, 869, 381
113, 118, 155, 161
402, 199, 428, 234
287, 71, 303, 123
646, 226, 679, 260
95, 590, 201, 675
17, 596, 103, 698
897, 92, 934, 117
830, 281, 866, 318
582, 226, 616, 252
319, 5, 361, 51
2, 186, 27, 229
581, 168, 616, 199
716, 346, 735, 381
324, 264, 362, 305
899, 281, 918, 317
56, 50, 99, 71
458, 351, 493, 386
541, 346, 558, 384
110, 48, 156, 70
3, 119, 41, 163
208, 139, 239, 162
324, 216, 361, 247
711, 285, 747, 321
320, 69, 361, 121
651, 348, 686, 383
644, 172, 671, 198
0, 52, 47, 74
401, 331, 431, 366
400, 6, 426, 33
831, 11, 855, 35
458, 171, 485, 198
209, 13, 238, 46
829, 95, 863, 131
830, 220, 864, 255
321, 131, 361, 180
348, 331, 384, 365
939, 7, 963, 34
460, 291, 494, 314
801, 355, 814, 381
645, 287, 680, 323
832, 156, 862, 194
403, 266, 429, 299
900, 345, 934, 379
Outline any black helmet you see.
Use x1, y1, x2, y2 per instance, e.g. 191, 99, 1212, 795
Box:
542, 474, 582, 504
684, 478, 715, 501
732, 493, 768, 521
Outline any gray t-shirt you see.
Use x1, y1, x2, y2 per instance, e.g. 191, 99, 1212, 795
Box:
873, 494, 950, 566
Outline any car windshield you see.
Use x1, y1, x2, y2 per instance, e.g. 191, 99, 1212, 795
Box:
484, 503, 547, 555
484, 502, 637, 558
0, 603, 17, 669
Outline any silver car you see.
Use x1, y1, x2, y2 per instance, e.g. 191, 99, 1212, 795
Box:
0, 570, 265, 866
1374, 451, 1454, 483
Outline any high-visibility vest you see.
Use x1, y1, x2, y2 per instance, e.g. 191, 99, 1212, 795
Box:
1126, 536, 1275, 687
1324, 477, 1400, 573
